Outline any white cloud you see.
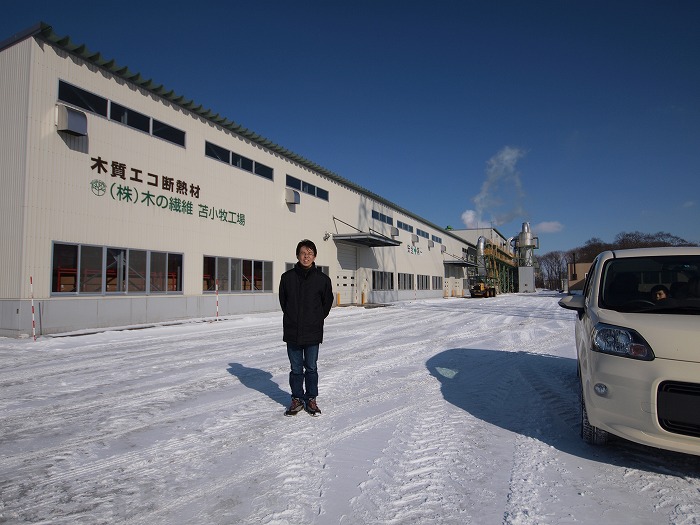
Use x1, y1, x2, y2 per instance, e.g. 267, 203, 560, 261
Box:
533, 221, 564, 233
682, 201, 696, 208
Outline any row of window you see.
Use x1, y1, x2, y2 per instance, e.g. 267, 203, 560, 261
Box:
379, 272, 443, 291
372, 210, 442, 245
286, 175, 329, 201
418, 275, 430, 290
398, 273, 432, 290
397, 220, 413, 233
61, 81, 317, 188
52, 243, 183, 294
398, 273, 413, 290
373, 270, 394, 291
59, 82, 448, 249
204, 141, 274, 180
58, 80, 186, 147
51, 243, 273, 296
203, 256, 273, 292
371, 210, 393, 226
51, 243, 449, 295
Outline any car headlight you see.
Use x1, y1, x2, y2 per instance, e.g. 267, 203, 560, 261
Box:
592, 323, 655, 361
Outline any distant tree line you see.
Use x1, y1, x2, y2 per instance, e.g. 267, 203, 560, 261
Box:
534, 231, 698, 290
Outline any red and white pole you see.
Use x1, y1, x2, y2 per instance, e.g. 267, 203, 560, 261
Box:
30, 276, 36, 341
215, 278, 220, 321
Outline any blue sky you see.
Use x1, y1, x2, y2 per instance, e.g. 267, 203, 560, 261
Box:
2, 0, 699, 253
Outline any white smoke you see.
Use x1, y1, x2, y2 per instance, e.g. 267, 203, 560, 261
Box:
462, 146, 527, 228
461, 210, 479, 229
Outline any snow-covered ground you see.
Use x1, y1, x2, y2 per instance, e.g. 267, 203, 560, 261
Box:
1, 292, 699, 524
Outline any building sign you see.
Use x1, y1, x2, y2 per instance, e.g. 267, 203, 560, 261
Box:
407, 245, 422, 255
89, 155, 246, 226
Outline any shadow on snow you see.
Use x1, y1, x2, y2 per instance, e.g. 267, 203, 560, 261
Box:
227, 362, 289, 407
426, 348, 700, 476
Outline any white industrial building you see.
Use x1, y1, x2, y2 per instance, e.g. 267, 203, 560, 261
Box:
0, 23, 482, 337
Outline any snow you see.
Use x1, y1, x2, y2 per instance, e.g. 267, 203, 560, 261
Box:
1, 292, 699, 524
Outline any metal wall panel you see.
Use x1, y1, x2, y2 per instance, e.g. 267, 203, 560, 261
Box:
0, 39, 30, 299
0, 32, 478, 336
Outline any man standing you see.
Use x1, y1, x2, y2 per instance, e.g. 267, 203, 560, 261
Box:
279, 239, 334, 416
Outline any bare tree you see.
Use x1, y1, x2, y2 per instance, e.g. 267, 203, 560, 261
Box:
539, 231, 697, 267
536, 251, 567, 290
533, 231, 696, 290
614, 231, 695, 250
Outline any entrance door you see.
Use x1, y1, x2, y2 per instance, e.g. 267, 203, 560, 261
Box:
336, 244, 357, 305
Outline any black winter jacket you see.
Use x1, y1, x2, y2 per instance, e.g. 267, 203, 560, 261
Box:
279, 263, 334, 345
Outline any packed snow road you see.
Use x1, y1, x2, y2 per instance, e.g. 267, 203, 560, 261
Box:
1, 292, 699, 524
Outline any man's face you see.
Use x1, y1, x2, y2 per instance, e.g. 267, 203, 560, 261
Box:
297, 247, 316, 269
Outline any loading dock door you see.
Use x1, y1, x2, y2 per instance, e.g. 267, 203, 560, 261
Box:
336, 244, 357, 305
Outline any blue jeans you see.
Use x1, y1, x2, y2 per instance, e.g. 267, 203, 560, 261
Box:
287, 343, 319, 400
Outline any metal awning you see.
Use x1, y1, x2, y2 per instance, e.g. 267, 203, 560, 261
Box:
333, 233, 401, 248
443, 259, 476, 267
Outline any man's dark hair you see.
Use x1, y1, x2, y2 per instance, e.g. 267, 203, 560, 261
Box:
296, 239, 317, 256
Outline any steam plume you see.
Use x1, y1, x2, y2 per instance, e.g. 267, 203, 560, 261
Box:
462, 146, 526, 228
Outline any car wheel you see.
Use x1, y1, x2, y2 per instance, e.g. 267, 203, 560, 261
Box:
580, 380, 609, 445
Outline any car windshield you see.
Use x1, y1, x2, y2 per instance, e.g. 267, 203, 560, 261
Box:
600, 255, 700, 314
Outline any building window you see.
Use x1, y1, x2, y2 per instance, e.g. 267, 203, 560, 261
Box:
417, 229, 430, 239
57, 80, 185, 147
205, 141, 274, 181
371, 210, 393, 226
286, 176, 301, 190
254, 163, 273, 180
432, 276, 443, 290
153, 119, 186, 146
79, 245, 103, 293
232, 152, 254, 172
129, 250, 148, 292
286, 175, 329, 201
110, 102, 150, 133
58, 81, 107, 117
417, 275, 430, 290
217, 257, 230, 291
372, 270, 394, 291
398, 273, 414, 290
106, 248, 127, 292
302, 181, 315, 196
52, 242, 182, 295
432, 234, 442, 244
205, 141, 230, 164
150, 252, 167, 292
397, 220, 413, 233
203, 256, 273, 292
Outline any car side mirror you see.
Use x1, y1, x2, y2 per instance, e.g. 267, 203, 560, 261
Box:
558, 294, 585, 313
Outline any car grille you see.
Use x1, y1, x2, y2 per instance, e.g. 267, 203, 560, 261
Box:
657, 381, 700, 438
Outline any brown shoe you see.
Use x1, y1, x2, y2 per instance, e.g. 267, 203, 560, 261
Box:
284, 397, 305, 416
305, 398, 321, 416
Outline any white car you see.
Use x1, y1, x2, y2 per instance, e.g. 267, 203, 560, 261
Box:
559, 247, 700, 456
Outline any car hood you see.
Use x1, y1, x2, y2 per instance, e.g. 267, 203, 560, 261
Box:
597, 310, 699, 362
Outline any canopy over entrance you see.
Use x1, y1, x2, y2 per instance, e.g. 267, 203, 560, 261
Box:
333, 233, 401, 248
442, 259, 476, 267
